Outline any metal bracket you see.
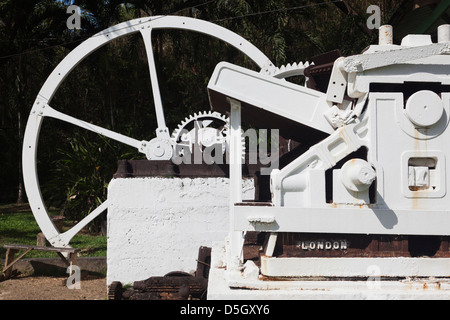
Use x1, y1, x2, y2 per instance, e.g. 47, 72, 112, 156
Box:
343, 42, 450, 73
327, 57, 348, 104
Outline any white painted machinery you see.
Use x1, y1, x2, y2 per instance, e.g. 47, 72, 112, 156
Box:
22, 16, 450, 298
22, 15, 306, 249
207, 24, 450, 299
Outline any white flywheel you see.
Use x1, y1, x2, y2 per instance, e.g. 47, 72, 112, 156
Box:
22, 16, 275, 248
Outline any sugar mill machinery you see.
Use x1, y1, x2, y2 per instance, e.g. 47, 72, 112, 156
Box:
22, 15, 307, 250
207, 24, 450, 298
22, 14, 450, 298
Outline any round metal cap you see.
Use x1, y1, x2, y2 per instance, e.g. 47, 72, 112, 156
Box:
405, 90, 444, 128
341, 159, 376, 192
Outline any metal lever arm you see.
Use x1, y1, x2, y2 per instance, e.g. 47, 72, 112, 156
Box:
343, 42, 450, 73
271, 122, 366, 206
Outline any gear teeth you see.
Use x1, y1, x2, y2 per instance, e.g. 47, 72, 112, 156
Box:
171, 110, 230, 144
171, 109, 239, 162
271, 61, 312, 79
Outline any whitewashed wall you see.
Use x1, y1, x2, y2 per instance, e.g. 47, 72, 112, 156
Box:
106, 176, 254, 285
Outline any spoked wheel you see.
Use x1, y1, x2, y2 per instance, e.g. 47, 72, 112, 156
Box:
22, 16, 276, 248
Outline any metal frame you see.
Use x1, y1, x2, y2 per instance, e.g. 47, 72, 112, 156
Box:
207, 25, 450, 283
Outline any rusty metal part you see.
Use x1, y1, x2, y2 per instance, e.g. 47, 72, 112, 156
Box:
304, 50, 342, 93
272, 233, 450, 258
107, 281, 123, 300
235, 202, 273, 206
241, 232, 450, 264
131, 275, 207, 300
113, 159, 277, 179
113, 160, 274, 201
195, 246, 211, 279
243, 232, 266, 267
109, 246, 211, 300
164, 271, 193, 277
112, 132, 302, 203
112, 273, 208, 301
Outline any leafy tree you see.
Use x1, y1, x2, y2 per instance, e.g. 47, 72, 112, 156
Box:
0, 0, 69, 204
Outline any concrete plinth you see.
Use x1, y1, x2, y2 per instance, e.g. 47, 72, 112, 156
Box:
106, 176, 254, 286
207, 242, 450, 300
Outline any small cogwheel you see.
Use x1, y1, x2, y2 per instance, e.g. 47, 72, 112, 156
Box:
171, 111, 230, 156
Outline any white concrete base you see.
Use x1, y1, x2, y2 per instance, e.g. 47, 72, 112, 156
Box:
106, 177, 254, 286
207, 241, 450, 300
260, 255, 450, 278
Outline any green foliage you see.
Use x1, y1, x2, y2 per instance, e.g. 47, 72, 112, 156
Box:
0, 206, 106, 258
44, 131, 135, 229
0, 0, 69, 204
0, 212, 42, 254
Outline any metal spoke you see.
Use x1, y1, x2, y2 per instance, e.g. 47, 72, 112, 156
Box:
140, 28, 170, 139
36, 101, 144, 151
57, 200, 109, 247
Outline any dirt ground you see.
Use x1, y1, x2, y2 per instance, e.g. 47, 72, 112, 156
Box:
0, 274, 107, 300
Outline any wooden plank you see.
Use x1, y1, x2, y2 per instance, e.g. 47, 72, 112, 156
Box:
2, 244, 80, 281
3, 248, 32, 274
70, 252, 78, 268
4, 244, 79, 253
3, 248, 18, 278
56, 251, 70, 267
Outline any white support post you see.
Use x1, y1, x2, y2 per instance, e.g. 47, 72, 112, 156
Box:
229, 98, 242, 207
228, 98, 244, 270
265, 233, 278, 257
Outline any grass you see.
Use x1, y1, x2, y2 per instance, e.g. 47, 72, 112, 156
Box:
0, 203, 106, 259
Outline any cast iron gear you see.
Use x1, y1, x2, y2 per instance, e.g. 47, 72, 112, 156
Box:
171, 111, 230, 157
